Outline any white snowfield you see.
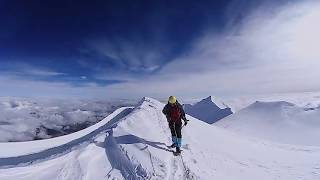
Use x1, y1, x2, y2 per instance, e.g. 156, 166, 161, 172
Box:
0, 97, 319, 180
215, 101, 320, 146
224, 91, 320, 112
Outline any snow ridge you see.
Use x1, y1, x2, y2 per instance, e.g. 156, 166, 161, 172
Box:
1, 97, 320, 180
0, 107, 133, 167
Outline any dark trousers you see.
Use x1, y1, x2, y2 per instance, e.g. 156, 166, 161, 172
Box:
169, 121, 182, 138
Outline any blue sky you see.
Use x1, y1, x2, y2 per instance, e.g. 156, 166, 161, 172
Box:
0, 0, 319, 99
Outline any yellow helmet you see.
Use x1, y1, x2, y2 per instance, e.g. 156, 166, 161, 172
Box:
168, 96, 177, 104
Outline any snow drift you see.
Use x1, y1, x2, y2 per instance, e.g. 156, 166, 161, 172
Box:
0, 97, 319, 180
184, 96, 233, 124
215, 101, 320, 146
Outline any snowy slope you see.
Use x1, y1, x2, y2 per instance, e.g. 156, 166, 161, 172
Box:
224, 91, 320, 112
215, 101, 320, 146
184, 96, 232, 124
0, 107, 133, 158
0, 97, 135, 142
0, 98, 319, 180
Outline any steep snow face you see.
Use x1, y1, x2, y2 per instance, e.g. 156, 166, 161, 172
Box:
0, 97, 320, 180
184, 96, 233, 124
215, 101, 320, 146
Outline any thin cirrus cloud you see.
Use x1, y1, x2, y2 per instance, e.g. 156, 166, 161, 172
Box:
86, 37, 169, 74
0, 62, 122, 90
0, 63, 66, 78
99, 0, 320, 99
22, 68, 66, 76
1, 0, 319, 99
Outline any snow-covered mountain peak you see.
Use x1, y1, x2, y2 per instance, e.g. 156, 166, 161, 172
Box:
250, 101, 295, 109
184, 96, 233, 124
138, 97, 163, 108
197, 96, 229, 109
202, 95, 213, 102
215, 100, 320, 146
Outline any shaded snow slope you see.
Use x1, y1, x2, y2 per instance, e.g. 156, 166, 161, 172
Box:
0, 98, 319, 180
215, 101, 320, 146
184, 96, 232, 124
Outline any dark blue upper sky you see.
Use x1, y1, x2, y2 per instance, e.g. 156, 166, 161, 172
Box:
1, 0, 306, 99
0, 0, 234, 84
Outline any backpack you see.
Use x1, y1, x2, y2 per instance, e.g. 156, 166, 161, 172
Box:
170, 105, 181, 122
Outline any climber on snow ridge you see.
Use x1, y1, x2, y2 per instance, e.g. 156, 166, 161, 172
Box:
162, 96, 188, 154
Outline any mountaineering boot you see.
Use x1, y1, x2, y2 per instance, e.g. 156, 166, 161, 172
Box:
169, 136, 177, 148
175, 147, 181, 154
173, 138, 182, 155
176, 138, 182, 148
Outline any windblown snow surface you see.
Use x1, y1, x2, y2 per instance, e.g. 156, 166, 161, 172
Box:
0, 97, 319, 180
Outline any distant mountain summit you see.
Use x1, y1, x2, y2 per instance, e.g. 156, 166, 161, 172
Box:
214, 100, 320, 146
184, 96, 233, 124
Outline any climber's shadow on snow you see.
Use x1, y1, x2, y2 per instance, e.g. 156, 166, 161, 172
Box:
94, 130, 161, 179
95, 131, 171, 153
115, 134, 170, 152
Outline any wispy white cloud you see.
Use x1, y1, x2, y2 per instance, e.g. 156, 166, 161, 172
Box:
159, 0, 320, 74
0, 74, 113, 99
2, 0, 320, 100
100, 0, 320, 99
23, 68, 66, 76
87, 37, 168, 73
0, 63, 66, 77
